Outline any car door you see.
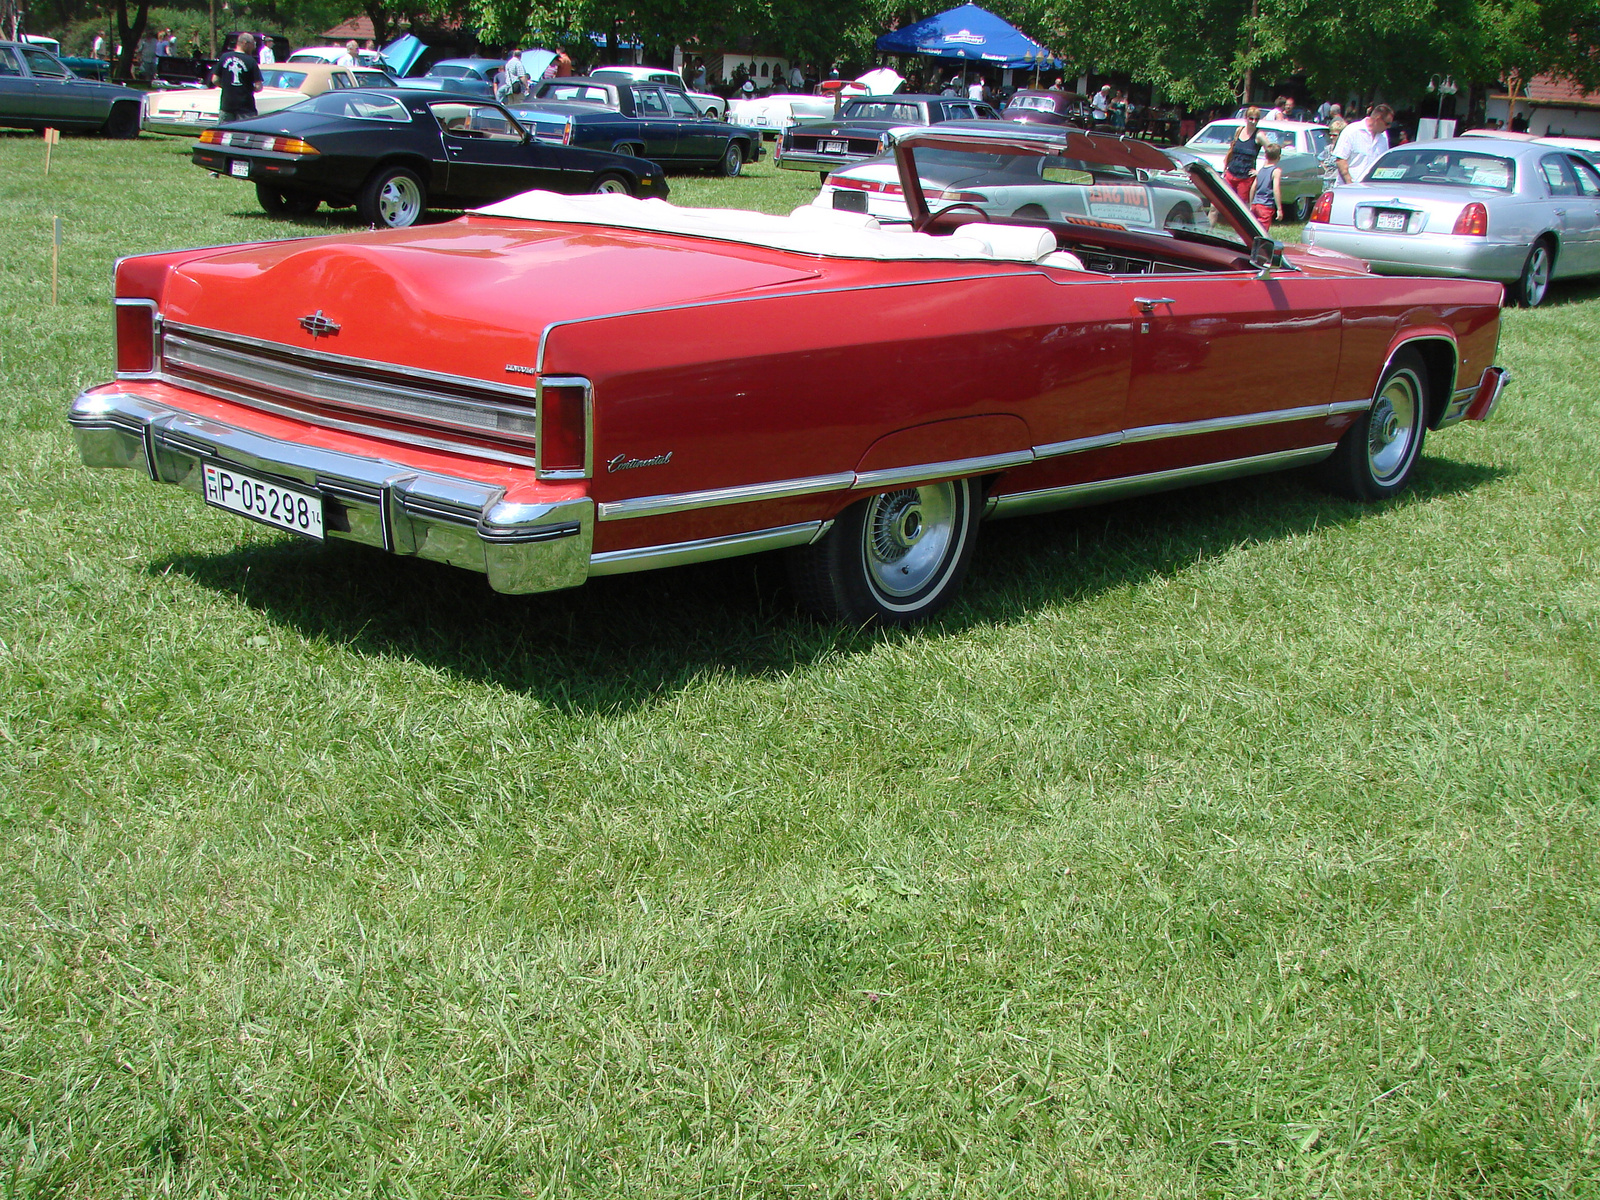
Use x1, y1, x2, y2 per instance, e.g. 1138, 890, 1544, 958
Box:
630, 85, 680, 160
1566, 156, 1600, 274
430, 100, 563, 202
1538, 153, 1600, 275
19, 46, 96, 123
663, 87, 716, 161
0, 45, 33, 119
1122, 269, 1344, 465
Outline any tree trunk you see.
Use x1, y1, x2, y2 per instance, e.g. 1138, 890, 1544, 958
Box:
363, 3, 391, 47
113, 0, 151, 83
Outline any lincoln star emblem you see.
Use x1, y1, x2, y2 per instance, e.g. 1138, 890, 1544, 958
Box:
298, 310, 340, 338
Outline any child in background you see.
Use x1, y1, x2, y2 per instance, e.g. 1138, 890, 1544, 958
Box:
1251, 142, 1284, 227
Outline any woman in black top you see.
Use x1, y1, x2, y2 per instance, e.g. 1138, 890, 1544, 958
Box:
1223, 107, 1263, 205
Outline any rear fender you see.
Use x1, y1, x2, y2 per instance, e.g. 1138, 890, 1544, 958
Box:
365, 154, 437, 189
1379, 331, 1458, 430
852, 415, 1033, 493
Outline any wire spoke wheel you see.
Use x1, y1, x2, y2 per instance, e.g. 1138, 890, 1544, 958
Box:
1367, 368, 1421, 486
787, 477, 982, 625
1320, 350, 1428, 501
862, 485, 959, 599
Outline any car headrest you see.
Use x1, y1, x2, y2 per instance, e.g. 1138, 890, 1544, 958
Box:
949, 222, 1058, 262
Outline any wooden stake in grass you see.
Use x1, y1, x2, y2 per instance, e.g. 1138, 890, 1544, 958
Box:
43, 127, 60, 173
52, 217, 62, 306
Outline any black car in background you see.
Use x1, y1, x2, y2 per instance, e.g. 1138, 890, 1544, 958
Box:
191, 89, 669, 228
0, 40, 143, 136
512, 77, 761, 175
777, 95, 1000, 176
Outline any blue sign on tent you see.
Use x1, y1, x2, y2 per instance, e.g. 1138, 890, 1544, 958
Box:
875, 4, 1059, 68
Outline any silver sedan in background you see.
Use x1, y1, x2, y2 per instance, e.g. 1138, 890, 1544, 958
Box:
1304, 137, 1600, 306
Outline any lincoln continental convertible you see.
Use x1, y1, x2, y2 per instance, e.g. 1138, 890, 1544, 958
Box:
70, 124, 1509, 624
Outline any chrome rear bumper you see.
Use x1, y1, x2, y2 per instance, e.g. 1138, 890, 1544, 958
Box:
68, 389, 592, 595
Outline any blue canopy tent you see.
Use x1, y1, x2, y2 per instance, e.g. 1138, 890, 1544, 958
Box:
874, 4, 1060, 71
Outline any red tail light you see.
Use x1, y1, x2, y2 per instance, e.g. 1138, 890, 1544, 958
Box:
1452, 203, 1488, 236
562, 119, 573, 146
114, 299, 158, 375
536, 377, 591, 478
1309, 191, 1333, 224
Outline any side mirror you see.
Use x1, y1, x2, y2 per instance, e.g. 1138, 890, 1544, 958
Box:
1250, 235, 1283, 278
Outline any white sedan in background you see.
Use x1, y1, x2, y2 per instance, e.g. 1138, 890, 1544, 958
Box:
141, 63, 396, 135
1184, 118, 1329, 219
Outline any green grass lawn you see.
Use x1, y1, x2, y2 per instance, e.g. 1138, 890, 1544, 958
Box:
2, 130, 1597, 1199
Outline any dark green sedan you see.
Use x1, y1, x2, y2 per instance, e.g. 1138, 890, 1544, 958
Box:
0, 40, 143, 137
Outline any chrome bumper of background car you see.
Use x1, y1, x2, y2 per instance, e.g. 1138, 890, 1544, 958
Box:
68, 390, 593, 595
777, 150, 856, 172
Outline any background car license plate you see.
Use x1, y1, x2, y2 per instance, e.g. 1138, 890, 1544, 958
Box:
823, 140, 847, 154
203, 463, 324, 539
1375, 210, 1407, 231
230, 159, 250, 177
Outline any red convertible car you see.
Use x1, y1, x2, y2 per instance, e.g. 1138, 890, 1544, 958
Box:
71, 124, 1509, 624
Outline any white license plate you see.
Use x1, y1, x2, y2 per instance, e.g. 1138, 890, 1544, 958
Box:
203, 462, 324, 540
755, 116, 768, 125
822, 139, 847, 154
229, 159, 250, 177
1375, 210, 1407, 231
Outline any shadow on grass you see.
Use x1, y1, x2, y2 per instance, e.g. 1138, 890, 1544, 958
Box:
152, 456, 1508, 714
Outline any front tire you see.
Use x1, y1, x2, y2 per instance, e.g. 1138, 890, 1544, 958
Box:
1514, 239, 1553, 307
786, 477, 982, 625
357, 165, 426, 229
590, 172, 633, 195
1321, 350, 1428, 501
101, 100, 139, 139
717, 140, 743, 177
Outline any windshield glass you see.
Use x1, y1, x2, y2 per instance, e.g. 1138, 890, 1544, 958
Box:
1194, 122, 1300, 150
1366, 148, 1516, 191
1006, 95, 1058, 112
845, 100, 923, 121
260, 68, 308, 89
906, 143, 1243, 249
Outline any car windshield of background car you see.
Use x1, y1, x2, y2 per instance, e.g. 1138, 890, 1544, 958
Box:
1006, 95, 1057, 112
541, 83, 610, 104
907, 144, 1229, 246
848, 101, 921, 122
1366, 149, 1515, 192
260, 68, 308, 89
428, 65, 472, 78
304, 92, 410, 121
352, 70, 393, 87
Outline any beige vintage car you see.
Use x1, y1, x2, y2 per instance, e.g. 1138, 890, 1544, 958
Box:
141, 62, 397, 136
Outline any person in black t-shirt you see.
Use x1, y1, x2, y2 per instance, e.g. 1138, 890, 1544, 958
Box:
211, 33, 264, 121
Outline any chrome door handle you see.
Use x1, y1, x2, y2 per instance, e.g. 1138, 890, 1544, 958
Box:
1134, 297, 1176, 312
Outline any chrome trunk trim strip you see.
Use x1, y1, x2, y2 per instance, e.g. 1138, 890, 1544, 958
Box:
988, 444, 1338, 520
588, 521, 823, 575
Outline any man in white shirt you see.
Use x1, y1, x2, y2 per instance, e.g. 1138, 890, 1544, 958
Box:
1263, 95, 1294, 123
1091, 84, 1111, 122
788, 63, 803, 92
967, 76, 985, 103
335, 40, 357, 67
1334, 103, 1394, 184
258, 38, 275, 65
